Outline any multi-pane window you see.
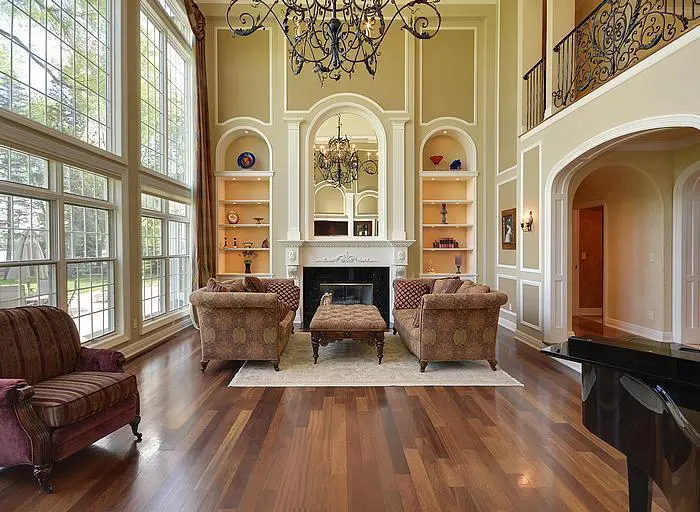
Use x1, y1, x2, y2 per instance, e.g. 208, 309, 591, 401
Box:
155, 0, 192, 45
141, 192, 190, 321
0, 0, 113, 151
0, 144, 117, 342
139, 7, 193, 185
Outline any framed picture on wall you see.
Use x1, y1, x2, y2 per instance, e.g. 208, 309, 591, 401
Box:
501, 208, 516, 250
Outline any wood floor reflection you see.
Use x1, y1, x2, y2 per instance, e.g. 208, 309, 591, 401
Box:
0, 326, 670, 511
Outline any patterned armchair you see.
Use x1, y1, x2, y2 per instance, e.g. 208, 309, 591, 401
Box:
392, 278, 508, 372
189, 278, 300, 372
0, 306, 142, 493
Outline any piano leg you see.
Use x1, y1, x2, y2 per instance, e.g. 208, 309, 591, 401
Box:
627, 459, 652, 512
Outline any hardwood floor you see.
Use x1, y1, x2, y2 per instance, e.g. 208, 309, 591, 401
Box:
0, 327, 671, 511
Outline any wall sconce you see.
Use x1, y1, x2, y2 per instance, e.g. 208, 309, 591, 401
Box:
521, 211, 534, 232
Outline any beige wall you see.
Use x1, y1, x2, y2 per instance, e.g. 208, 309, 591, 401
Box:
573, 163, 666, 331
521, 146, 539, 270
498, 179, 517, 266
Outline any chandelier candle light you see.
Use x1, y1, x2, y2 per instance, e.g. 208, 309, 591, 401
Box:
226, 0, 442, 83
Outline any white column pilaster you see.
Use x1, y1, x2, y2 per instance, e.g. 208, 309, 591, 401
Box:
389, 117, 409, 241
285, 117, 303, 240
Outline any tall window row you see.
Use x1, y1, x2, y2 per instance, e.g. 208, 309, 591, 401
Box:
139, 6, 192, 185
0, 144, 117, 341
0, 0, 113, 151
140, 192, 190, 321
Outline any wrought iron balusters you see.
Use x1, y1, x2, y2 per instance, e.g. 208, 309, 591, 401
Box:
523, 58, 546, 132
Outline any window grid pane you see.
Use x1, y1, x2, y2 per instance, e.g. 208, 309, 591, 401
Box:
167, 199, 188, 217
63, 165, 108, 200
166, 42, 187, 183
139, 12, 163, 173
168, 255, 189, 311
141, 216, 162, 257
0, 193, 51, 262
0, 0, 112, 151
168, 220, 187, 255
64, 204, 110, 259
142, 257, 165, 319
141, 192, 162, 212
0, 263, 56, 308
156, 0, 192, 45
67, 260, 115, 341
0, 144, 49, 189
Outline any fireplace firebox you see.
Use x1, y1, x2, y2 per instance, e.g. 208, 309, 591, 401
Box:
302, 267, 390, 328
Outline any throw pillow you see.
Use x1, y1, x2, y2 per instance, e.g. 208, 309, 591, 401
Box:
243, 275, 266, 293
267, 281, 300, 311
394, 280, 429, 309
464, 284, 491, 294
433, 277, 463, 294
206, 278, 245, 292
412, 308, 421, 328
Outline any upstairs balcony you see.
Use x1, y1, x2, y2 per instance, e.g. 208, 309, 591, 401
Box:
523, 0, 700, 133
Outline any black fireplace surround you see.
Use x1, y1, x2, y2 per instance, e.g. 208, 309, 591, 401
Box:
302, 267, 390, 328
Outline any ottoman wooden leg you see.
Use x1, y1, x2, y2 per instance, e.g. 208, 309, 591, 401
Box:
376, 333, 385, 364
311, 334, 320, 364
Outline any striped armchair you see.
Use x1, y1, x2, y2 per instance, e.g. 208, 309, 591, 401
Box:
0, 306, 142, 493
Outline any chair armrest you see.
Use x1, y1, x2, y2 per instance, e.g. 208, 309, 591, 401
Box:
0, 379, 29, 403
421, 292, 508, 311
76, 348, 126, 372
0, 379, 51, 467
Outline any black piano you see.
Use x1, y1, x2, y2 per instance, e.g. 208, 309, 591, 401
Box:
542, 335, 700, 512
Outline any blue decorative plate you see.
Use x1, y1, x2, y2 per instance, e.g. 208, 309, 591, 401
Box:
237, 152, 255, 169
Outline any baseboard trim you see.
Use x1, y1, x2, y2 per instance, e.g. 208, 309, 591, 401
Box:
577, 308, 602, 316
120, 316, 193, 361
513, 329, 545, 349
604, 317, 673, 343
499, 309, 517, 332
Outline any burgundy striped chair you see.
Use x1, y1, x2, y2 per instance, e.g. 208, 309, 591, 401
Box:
0, 306, 142, 493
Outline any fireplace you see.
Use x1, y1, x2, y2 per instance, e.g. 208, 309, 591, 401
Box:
302, 267, 390, 328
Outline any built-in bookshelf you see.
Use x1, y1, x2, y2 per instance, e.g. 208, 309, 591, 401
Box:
419, 130, 478, 278
215, 171, 273, 277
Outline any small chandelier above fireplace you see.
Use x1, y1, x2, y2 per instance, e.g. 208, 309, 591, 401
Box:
226, 0, 441, 84
314, 115, 377, 188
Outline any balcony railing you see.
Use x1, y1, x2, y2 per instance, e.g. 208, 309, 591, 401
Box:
523, 58, 546, 132
553, 0, 700, 109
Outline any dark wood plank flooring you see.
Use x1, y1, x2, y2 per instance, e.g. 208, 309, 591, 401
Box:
0, 327, 671, 511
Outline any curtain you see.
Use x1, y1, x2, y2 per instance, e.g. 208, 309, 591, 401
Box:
184, 0, 215, 288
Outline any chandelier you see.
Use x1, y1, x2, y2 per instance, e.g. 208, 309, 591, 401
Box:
226, 0, 441, 83
314, 116, 378, 187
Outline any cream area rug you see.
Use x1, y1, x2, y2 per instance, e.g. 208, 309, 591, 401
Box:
229, 333, 523, 387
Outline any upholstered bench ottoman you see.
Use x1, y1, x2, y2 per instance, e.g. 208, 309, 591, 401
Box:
309, 305, 387, 364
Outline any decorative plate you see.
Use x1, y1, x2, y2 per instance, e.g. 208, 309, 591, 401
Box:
237, 152, 256, 169
226, 211, 239, 224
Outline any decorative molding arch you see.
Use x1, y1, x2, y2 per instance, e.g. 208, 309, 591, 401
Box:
302, 98, 388, 240
673, 159, 700, 344
543, 114, 700, 344
214, 124, 273, 172
355, 190, 379, 216
418, 125, 478, 173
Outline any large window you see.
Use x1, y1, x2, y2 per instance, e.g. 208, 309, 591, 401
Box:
0, 144, 118, 342
0, 0, 113, 151
141, 192, 190, 321
139, 6, 192, 185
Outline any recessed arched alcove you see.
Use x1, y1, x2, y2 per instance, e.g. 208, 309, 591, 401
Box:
214, 126, 273, 172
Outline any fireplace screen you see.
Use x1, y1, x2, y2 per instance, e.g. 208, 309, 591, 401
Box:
319, 283, 374, 305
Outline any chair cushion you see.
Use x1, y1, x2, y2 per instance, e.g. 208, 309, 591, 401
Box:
393, 280, 429, 309
31, 371, 138, 428
433, 278, 463, 294
461, 284, 491, 294
266, 280, 300, 311
206, 278, 245, 292
243, 276, 266, 293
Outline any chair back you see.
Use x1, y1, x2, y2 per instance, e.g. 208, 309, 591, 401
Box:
0, 306, 81, 384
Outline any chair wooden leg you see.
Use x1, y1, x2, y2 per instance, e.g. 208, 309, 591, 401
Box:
272, 360, 280, 372
420, 361, 428, 373
392, 327, 397, 335
488, 359, 498, 371
130, 415, 143, 442
200, 360, 210, 373
33, 464, 53, 494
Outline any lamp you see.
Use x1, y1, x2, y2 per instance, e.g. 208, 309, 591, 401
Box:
520, 211, 534, 232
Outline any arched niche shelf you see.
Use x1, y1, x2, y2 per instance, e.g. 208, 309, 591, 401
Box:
314, 183, 346, 215
215, 126, 273, 172
419, 127, 477, 173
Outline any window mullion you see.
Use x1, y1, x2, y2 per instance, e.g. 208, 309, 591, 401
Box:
161, 31, 169, 180
55, 164, 68, 312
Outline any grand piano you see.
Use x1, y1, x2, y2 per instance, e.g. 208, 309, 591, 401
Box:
542, 335, 700, 512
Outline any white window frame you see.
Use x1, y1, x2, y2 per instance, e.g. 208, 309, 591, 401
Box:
0, 0, 122, 157
139, 1, 194, 188
0, 151, 123, 343
140, 190, 191, 332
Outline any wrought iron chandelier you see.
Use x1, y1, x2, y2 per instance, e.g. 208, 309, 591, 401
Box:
314, 116, 378, 187
226, 0, 441, 83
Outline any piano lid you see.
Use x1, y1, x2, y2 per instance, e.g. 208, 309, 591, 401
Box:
542, 335, 700, 390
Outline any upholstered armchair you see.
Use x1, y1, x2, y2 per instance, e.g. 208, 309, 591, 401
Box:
0, 306, 142, 493
189, 278, 300, 372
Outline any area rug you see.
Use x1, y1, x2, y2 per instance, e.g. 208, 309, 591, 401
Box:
229, 333, 523, 387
